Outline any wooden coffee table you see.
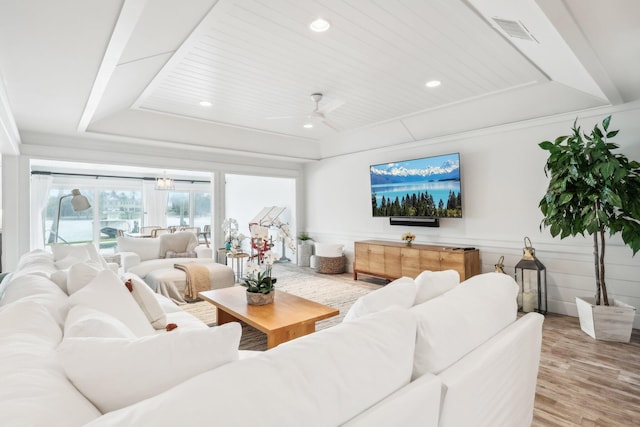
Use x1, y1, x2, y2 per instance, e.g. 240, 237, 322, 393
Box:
199, 287, 339, 349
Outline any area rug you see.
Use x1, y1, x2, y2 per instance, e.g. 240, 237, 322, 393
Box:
180, 263, 383, 350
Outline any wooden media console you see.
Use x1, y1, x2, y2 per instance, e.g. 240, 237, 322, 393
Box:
354, 240, 480, 281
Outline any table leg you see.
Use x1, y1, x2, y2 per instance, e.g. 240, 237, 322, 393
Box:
216, 308, 237, 325
267, 322, 316, 349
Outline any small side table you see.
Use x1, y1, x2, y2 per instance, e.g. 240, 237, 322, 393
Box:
227, 252, 249, 282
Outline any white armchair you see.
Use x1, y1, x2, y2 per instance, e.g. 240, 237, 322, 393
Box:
116, 232, 212, 272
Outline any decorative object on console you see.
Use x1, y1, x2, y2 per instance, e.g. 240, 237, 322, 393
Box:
401, 232, 416, 246
494, 256, 506, 274
514, 237, 547, 314
539, 115, 639, 342
154, 172, 175, 190
241, 251, 278, 305
52, 189, 91, 243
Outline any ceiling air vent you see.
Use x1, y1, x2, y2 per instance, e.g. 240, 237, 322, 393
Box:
492, 18, 538, 43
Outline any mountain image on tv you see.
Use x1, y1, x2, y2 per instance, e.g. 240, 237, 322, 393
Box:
370, 153, 462, 218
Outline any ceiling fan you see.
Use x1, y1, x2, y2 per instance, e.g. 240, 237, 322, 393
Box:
268, 93, 344, 130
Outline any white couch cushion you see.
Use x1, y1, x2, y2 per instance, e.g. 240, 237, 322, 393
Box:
0, 281, 101, 427
58, 322, 241, 413
16, 249, 54, 270
343, 276, 416, 322
122, 273, 167, 329
68, 270, 155, 337
314, 242, 344, 257
0, 274, 69, 326
65, 305, 137, 339
116, 236, 161, 261
0, 299, 62, 346
84, 307, 416, 427
0, 348, 102, 427
11, 250, 57, 280
413, 269, 460, 305
411, 272, 518, 378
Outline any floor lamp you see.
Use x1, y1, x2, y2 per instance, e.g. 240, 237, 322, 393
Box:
53, 189, 91, 243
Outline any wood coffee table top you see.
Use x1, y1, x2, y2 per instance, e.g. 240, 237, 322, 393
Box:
199, 286, 339, 348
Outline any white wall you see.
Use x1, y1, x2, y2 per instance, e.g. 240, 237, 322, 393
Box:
305, 102, 640, 328
225, 173, 297, 259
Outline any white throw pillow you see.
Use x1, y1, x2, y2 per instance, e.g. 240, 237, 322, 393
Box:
414, 269, 460, 305
58, 322, 241, 413
82, 308, 416, 427
51, 243, 90, 261
344, 277, 417, 322
50, 270, 69, 294
411, 272, 518, 378
122, 273, 167, 329
314, 243, 344, 257
65, 305, 136, 339
68, 270, 155, 337
51, 243, 108, 268
67, 261, 103, 295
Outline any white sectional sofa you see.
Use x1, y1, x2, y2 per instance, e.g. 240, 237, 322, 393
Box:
0, 248, 543, 427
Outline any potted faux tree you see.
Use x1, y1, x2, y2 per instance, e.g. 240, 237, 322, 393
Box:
539, 115, 640, 342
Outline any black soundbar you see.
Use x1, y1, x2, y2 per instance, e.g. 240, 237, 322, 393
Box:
389, 217, 440, 227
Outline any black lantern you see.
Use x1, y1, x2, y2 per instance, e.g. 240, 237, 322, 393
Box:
514, 237, 547, 314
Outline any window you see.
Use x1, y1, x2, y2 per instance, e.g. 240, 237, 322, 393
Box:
45, 188, 94, 245
165, 187, 211, 231
32, 164, 213, 254
97, 190, 142, 251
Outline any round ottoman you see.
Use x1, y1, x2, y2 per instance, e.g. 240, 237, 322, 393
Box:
313, 255, 346, 274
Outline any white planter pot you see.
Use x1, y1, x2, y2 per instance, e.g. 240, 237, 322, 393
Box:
297, 242, 313, 267
575, 296, 636, 342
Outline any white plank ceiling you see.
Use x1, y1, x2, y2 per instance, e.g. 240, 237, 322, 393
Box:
0, 0, 637, 160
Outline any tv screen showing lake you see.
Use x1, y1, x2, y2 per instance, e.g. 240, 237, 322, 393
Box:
370, 153, 462, 218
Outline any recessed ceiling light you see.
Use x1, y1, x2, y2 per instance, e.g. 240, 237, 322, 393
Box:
199, 100, 212, 107
310, 18, 330, 32
425, 80, 441, 88
303, 123, 313, 129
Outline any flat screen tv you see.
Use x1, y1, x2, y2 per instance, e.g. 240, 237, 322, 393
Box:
370, 152, 462, 218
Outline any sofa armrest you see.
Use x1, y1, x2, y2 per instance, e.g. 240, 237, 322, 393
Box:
437, 312, 544, 427
195, 246, 213, 259
118, 252, 141, 272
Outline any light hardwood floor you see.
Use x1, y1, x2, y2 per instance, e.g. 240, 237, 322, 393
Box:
533, 314, 640, 426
